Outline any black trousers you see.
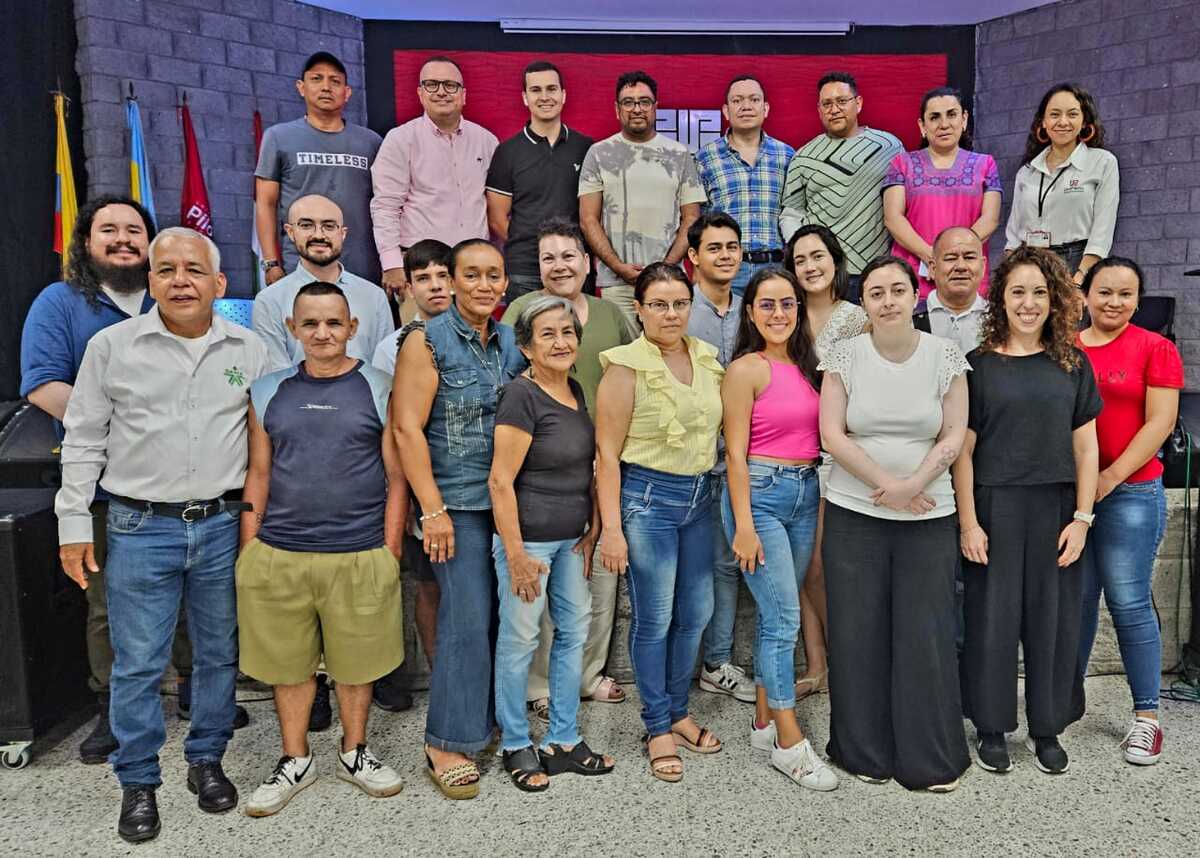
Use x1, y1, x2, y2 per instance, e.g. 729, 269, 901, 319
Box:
823, 505, 969, 790
963, 484, 1083, 738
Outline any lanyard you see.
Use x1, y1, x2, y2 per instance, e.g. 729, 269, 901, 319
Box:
1037, 166, 1069, 219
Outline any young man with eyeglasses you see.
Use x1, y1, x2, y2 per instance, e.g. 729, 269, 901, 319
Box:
697, 76, 795, 297
578, 70, 707, 329
256, 52, 383, 287
254, 194, 394, 374
371, 55, 498, 301
779, 72, 902, 296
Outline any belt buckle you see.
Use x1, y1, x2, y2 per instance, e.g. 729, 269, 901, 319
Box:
181, 501, 207, 523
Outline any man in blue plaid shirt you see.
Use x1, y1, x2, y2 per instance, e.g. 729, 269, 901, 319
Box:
696, 76, 795, 296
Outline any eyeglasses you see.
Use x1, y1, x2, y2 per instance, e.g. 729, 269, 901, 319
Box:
420, 79, 463, 94
643, 298, 692, 315
755, 298, 799, 314
618, 97, 656, 110
291, 220, 342, 234
818, 96, 856, 112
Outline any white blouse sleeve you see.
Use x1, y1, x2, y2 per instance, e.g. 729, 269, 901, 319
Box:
817, 338, 855, 396
936, 338, 972, 398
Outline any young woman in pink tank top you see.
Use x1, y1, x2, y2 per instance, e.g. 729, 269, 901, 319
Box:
721, 268, 836, 791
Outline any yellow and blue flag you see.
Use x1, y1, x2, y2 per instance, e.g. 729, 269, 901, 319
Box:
53, 92, 78, 279
126, 95, 157, 227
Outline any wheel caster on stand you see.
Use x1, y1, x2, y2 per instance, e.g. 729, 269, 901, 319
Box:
1, 742, 32, 769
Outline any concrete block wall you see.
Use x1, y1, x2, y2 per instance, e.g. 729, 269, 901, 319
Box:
974, 0, 1200, 388
73, 0, 366, 295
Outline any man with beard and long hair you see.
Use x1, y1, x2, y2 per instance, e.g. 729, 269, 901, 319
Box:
20, 195, 249, 766
253, 194, 394, 373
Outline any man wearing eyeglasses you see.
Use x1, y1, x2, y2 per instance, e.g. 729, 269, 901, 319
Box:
779, 71, 902, 296
371, 56, 498, 301
256, 52, 383, 287
254, 194, 394, 373
579, 70, 707, 329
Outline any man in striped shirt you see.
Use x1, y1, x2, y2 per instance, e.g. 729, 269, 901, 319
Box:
696, 75, 794, 296
779, 72, 902, 295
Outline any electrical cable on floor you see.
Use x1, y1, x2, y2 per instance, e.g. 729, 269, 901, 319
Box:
1161, 438, 1199, 703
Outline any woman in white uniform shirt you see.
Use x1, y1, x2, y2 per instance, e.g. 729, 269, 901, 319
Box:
1004, 83, 1118, 285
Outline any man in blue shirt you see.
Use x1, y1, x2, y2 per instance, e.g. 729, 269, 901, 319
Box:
20, 196, 246, 763
696, 76, 795, 296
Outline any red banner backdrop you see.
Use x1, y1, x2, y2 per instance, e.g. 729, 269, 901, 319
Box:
391, 50, 946, 150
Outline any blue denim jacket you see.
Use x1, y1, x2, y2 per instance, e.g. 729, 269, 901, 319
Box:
409, 304, 525, 510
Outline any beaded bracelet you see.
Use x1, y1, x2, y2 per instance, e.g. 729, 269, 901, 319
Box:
419, 506, 448, 522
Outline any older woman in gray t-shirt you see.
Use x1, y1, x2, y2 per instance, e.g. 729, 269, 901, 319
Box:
817, 255, 971, 792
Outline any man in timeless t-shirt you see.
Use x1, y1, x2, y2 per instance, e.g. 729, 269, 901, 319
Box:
255, 51, 383, 286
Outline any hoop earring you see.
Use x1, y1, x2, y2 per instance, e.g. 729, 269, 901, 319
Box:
1079, 124, 1096, 143
1035, 126, 1049, 144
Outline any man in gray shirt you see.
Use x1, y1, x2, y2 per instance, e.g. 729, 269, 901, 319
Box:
914, 226, 988, 354
255, 52, 382, 287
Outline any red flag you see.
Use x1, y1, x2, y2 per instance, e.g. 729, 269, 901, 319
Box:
179, 102, 212, 236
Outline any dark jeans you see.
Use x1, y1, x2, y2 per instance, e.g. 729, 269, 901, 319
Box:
963, 484, 1082, 738
425, 509, 498, 754
823, 504, 969, 790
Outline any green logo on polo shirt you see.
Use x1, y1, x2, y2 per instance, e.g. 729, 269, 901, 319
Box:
224, 366, 247, 387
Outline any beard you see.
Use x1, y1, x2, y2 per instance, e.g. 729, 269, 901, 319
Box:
91, 257, 150, 293
299, 240, 343, 266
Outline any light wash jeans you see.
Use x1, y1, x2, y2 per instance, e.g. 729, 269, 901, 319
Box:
702, 473, 745, 668
493, 536, 591, 751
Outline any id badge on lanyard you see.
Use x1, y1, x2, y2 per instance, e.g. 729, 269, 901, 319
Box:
1024, 229, 1051, 248
1027, 167, 1068, 248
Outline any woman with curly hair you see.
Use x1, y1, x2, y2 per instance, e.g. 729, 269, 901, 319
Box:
1003, 83, 1119, 285
952, 245, 1102, 776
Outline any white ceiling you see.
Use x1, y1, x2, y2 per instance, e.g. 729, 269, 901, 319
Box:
307, 0, 1059, 26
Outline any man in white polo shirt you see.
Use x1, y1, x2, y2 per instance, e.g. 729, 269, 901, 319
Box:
56, 228, 268, 844
253, 194, 393, 372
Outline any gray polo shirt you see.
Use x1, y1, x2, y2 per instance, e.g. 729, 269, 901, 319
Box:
687, 285, 742, 368
926, 291, 987, 355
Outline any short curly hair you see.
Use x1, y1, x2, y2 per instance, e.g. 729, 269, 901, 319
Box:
978, 246, 1082, 372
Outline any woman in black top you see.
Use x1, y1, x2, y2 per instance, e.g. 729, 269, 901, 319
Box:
952, 246, 1101, 776
488, 295, 614, 792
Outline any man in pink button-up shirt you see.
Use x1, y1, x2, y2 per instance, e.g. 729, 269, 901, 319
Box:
370, 56, 499, 297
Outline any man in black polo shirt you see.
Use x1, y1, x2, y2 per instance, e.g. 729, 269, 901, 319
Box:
486, 60, 593, 304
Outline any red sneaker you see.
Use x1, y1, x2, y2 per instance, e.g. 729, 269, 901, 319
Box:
1121, 716, 1163, 765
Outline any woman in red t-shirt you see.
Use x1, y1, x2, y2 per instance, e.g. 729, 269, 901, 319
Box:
1075, 257, 1183, 767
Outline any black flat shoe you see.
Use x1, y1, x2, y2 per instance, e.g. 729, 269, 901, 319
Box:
309, 674, 333, 732
187, 762, 239, 813
118, 786, 160, 843
79, 696, 118, 765
372, 680, 414, 713
177, 679, 251, 730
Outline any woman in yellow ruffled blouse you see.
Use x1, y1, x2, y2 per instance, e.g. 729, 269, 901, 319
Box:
595, 263, 725, 783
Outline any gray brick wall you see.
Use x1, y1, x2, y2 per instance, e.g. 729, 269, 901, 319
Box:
74, 0, 366, 296
975, 0, 1200, 388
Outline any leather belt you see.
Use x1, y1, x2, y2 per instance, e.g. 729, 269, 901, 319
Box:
744, 249, 784, 264
110, 492, 251, 522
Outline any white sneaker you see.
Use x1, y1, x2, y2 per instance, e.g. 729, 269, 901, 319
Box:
771, 738, 839, 792
1121, 716, 1163, 765
245, 755, 317, 817
336, 743, 404, 797
699, 663, 757, 703
750, 719, 776, 752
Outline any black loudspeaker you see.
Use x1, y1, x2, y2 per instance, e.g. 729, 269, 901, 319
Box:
0, 489, 89, 768
0, 402, 61, 489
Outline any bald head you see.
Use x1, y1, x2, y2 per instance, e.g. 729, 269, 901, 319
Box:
287, 194, 344, 225
931, 226, 984, 312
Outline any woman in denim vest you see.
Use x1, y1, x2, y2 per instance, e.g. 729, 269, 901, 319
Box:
393, 239, 526, 799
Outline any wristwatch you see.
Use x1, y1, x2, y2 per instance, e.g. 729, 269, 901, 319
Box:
261, 259, 281, 272
1073, 510, 1095, 527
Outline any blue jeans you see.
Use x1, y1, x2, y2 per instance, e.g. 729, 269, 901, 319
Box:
721, 462, 819, 709
730, 260, 776, 297
426, 510, 498, 753
104, 501, 240, 788
621, 464, 714, 735
702, 473, 742, 667
1078, 478, 1166, 712
493, 536, 591, 751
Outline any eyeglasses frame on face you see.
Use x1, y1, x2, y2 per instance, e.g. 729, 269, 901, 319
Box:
818, 95, 857, 112
420, 79, 463, 95
642, 298, 692, 315
754, 298, 799, 314
618, 97, 657, 110
290, 220, 343, 235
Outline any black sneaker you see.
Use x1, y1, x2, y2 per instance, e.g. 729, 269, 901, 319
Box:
309, 674, 333, 733
177, 678, 250, 729
79, 695, 118, 764
975, 732, 1013, 773
1025, 735, 1070, 774
372, 674, 414, 713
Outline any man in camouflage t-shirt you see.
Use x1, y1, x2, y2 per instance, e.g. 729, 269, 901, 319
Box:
578, 71, 707, 328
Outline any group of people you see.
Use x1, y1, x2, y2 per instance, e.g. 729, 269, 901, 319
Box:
16, 47, 1177, 845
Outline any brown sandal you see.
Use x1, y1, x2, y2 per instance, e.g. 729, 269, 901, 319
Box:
425, 751, 480, 800
642, 733, 683, 783
671, 723, 723, 755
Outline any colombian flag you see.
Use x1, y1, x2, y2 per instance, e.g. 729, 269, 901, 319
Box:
53, 92, 78, 279
127, 96, 157, 227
